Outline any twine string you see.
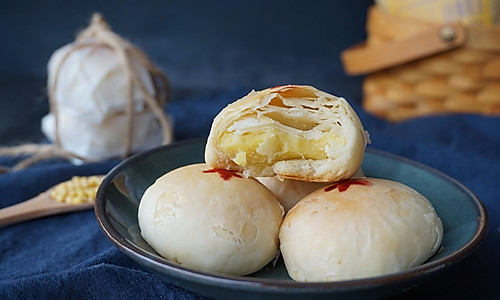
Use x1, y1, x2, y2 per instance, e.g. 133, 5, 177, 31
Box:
0, 13, 171, 172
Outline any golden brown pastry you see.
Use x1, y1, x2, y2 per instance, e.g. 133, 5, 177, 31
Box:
279, 178, 443, 282
205, 85, 369, 182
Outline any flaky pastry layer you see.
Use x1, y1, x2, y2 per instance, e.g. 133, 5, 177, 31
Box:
205, 85, 369, 182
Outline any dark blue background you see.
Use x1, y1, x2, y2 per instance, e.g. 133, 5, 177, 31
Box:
1, 1, 498, 299
0, 0, 368, 145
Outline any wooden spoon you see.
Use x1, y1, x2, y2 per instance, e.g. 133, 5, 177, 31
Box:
0, 175, 104, 227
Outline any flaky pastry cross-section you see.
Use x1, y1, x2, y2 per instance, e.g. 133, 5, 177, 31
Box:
205, 85, 369, 182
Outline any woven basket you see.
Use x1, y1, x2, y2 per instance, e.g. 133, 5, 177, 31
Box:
341, 6, 500, 122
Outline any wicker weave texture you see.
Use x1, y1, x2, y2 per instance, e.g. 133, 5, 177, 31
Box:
363, 47, 500, 121
360, 6, 500, 121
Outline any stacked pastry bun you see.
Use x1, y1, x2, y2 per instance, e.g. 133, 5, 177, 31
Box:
205, 85, 369, 182
138, 85, 443, 281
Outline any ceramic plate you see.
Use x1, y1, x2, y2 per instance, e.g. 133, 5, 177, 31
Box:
95, 139, 488, 300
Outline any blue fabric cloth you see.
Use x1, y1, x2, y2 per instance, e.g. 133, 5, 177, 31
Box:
1, 88, 499, 299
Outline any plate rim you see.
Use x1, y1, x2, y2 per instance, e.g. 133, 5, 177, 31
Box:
95, 138, 489, 292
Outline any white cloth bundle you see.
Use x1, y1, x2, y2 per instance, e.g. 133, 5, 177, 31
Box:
42, 14, 172, 161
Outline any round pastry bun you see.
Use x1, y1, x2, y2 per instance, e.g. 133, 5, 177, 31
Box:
279, 178, 443, 282
257, 168, 365, 212
205, 85, 369, 182
138, 163, 284, 276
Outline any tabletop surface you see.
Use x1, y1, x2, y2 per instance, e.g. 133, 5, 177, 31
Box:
0, 1, 498, 299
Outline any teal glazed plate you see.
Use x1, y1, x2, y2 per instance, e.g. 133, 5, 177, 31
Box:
95, 139, 488, 300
